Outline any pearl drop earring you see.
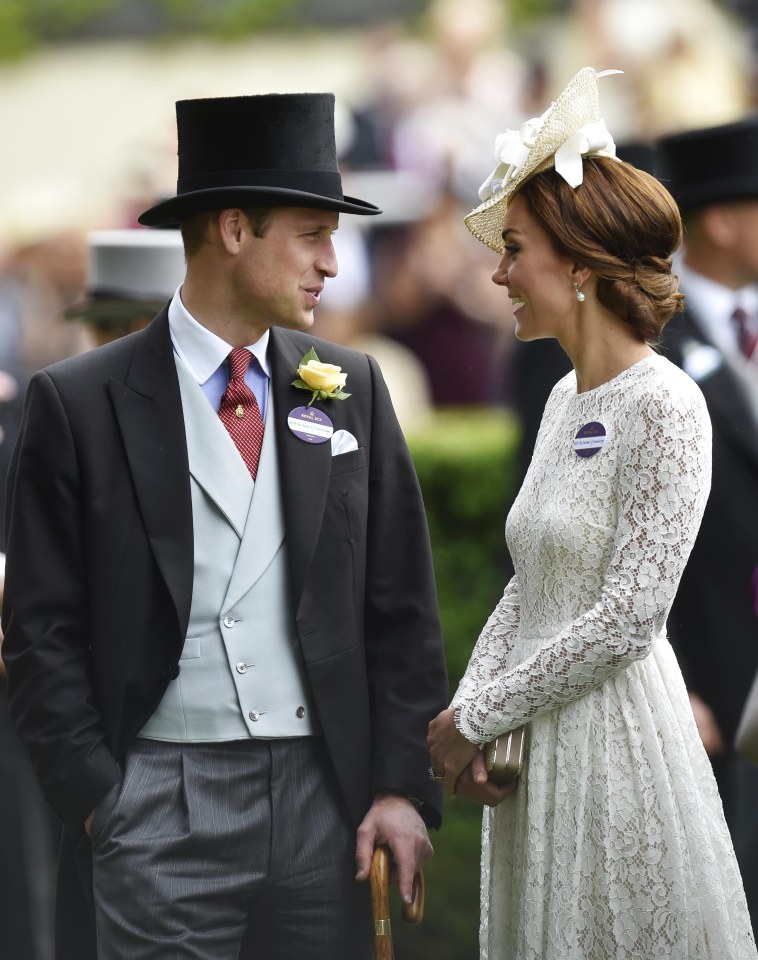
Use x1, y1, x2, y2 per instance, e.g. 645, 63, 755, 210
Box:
573, 281, 585, 303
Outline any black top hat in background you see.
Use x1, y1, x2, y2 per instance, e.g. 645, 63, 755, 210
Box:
616, 140, 659, 178
657, 114, 758, 210
138, 93, 381, 227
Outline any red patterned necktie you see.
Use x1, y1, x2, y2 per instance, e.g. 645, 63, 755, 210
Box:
218, 347, 264, 479
732, 307, 758, 363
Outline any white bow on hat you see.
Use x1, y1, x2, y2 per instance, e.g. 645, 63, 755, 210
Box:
466, 68, 623, 252
479, 117, 617, 201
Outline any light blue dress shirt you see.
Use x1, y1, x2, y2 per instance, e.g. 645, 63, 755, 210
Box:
167, 285, 270, 420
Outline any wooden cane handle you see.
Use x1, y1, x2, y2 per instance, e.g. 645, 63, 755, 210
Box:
370, 844, 425, 952
403, 867, 425, 924
370, 846, 393, 960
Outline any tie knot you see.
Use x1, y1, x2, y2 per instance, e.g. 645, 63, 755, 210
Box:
227, 347, 252, 382
732, 306, 758, 361
732, 306, 749, 328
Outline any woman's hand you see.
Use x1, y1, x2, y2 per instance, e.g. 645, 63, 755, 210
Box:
427, 707, 479, 795
454, 753, 519, 806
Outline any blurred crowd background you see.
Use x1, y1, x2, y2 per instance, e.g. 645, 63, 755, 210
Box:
2, 0, 758, 957
1, 0, 756, 432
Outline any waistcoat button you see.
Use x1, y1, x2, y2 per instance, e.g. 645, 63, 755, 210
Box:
249, 710, 260, 722
296, 706, 306, 718
236, 662, 247, 674
223, 616, 235, 628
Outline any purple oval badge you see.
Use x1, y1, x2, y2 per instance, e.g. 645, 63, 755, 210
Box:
287, 405, 334, 444
573, 421, 607, 458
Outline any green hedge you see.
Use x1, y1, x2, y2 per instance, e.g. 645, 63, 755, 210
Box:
392, 408, 521, 960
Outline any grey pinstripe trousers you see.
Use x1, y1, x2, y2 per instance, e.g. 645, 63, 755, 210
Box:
90, 737, 372, 959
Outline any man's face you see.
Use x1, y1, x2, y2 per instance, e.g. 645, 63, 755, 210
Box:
726, 200, 758, 285
232, 206, 339, 333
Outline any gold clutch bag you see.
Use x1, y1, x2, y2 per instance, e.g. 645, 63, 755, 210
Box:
484, 726, 527, 783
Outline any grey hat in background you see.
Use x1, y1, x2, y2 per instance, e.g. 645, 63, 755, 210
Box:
67, 229, 186, 325
657, 115, 758, 210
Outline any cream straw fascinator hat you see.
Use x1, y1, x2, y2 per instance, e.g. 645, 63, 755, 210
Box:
465, 67, 622, 252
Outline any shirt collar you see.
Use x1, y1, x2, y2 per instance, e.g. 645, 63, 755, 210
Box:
676, 259, 758, 355
167, 285, 271, 384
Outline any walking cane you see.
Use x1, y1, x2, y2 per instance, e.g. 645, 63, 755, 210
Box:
370, 845, 425, 960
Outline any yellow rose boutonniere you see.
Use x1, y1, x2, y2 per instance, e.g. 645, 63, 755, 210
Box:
292, 347, 351, 406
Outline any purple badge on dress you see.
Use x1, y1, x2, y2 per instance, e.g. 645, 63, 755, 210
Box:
573, 421, 607, 458
287, 405, 334, 444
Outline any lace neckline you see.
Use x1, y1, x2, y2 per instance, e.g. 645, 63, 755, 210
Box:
571, 353, 660, 400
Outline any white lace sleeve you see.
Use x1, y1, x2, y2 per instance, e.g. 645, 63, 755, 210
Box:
456, 384, 712, 745
450, 577, 520, 709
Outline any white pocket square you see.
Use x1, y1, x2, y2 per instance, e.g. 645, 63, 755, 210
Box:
331, 429, 359, 456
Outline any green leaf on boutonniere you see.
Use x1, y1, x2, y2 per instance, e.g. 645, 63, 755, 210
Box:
299, 346, 320, 365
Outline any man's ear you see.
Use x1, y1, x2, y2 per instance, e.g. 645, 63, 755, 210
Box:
700, 204, 737, 250
218, 209, 245, 254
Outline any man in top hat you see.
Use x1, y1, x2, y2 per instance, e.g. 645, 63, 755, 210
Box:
68, 228, 186, 347
657, 115, 758, 932
1, 93, 447, 959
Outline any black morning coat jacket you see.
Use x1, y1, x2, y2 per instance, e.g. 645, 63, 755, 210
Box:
2, 309, 448, 959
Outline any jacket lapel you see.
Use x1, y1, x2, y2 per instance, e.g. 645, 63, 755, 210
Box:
677, 309, 758, 470
108, 309, 193, 636
269, 327, 332, 610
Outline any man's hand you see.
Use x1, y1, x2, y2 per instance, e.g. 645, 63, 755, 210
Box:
427, 706, 478, 796
354, 792, 433, 904
453, 752, 518, 807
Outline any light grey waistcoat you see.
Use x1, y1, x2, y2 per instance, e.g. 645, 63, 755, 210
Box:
139, 355, 319, 741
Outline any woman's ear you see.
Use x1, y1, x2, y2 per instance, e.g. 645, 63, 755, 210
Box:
570, 263, 592, 287
570, 263, 592, 299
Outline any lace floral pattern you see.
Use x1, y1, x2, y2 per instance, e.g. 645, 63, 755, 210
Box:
453, 355, 757, 960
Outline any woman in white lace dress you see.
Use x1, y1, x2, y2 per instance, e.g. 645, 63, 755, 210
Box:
427, 68, 757, 959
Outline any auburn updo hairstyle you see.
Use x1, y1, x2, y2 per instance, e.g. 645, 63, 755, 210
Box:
517, 157, 685, 342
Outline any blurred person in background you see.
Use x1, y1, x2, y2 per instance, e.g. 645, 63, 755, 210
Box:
67, 228, 185, 348
391, 0, 529, 201
428, 67, 756, 960
1, 581, 57, 960
312, 219, 434, 435
2, 92, 447, 960
0, 221, 89, 960
656, 116, 758, 934
534, 0, 751, 141
366, 190, 513, 407
0, 229, 88, 383
0, 226, 184, 960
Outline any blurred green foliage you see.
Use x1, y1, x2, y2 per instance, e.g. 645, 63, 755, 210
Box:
0, 0, 563, 61
410, 409, 519, 695
509, 0, 561, 27
0, 0, 301, 60
393, 408, 520, 960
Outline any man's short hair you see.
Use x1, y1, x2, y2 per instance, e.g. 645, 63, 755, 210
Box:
180, 207, 274, 258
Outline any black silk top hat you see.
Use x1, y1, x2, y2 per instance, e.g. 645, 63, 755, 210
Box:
657, 115, 758, 210
138, 93, 381, 227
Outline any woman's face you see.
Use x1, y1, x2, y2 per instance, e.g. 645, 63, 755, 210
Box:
492, 192, 577, 342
